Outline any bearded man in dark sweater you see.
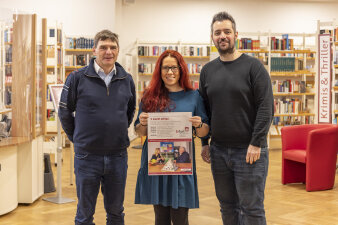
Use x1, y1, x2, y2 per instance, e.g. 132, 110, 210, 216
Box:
199, 12, 274, 225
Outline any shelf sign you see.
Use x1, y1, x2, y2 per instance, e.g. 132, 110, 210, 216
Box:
318, 34, 331, 123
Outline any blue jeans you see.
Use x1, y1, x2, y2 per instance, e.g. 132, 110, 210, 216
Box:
74, 150, 128, 225
210, 145, 269, 225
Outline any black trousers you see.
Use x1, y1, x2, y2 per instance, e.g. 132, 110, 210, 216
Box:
153, 205, 189, 225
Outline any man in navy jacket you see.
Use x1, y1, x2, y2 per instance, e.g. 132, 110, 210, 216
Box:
59, 30, 135, 225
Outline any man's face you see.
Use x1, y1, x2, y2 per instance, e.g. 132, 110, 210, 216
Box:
211, 20, 237, 55
93, 39, 119, 69
179, 147, 185, 154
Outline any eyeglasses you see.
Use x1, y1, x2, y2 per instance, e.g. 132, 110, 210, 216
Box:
161, 66, 180, 73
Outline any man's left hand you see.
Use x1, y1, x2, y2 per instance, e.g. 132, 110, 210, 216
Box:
246, 144, 261, 164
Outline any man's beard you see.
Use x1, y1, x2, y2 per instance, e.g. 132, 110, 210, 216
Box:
216, 42, 235, 55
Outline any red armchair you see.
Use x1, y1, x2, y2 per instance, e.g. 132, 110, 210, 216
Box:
281, 124, 338, 191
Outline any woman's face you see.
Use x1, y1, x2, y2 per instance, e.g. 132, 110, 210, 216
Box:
161, 56, 181, 89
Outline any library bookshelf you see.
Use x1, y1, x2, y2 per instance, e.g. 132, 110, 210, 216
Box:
136, 40, 210, 106
64, 36, 94, 78
237, 32, 317, 149
45, 20, 63, 134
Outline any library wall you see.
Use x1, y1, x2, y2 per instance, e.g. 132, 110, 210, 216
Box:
116, 0, 338, 57
0, 0, 116, 36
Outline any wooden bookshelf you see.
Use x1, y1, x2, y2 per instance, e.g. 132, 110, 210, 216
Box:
273, 92, 315, 96
271, 49, 314, 54
65, 48, 93, 53
0, 109, 12, 114
239, 49, 269, 53
334, 65, 338, 68
65, 65, 85, 70
333, 86, 338, 91
274, 113, 315, 117
183, 56, 209, 59
334, 110, 338, 114
270, 71, 315, 77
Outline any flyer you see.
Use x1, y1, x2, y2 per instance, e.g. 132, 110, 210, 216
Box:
147, 112, 193, 175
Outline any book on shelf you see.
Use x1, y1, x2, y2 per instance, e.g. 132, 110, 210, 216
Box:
271, 36, 294, 50
4, 28, 12, 43
236, 38, 260, 50
271, 80, 306, 93
181, 46, 210, 57
5, 45, 12, 63
65, 37, 94, 49
270, 57, 296, 72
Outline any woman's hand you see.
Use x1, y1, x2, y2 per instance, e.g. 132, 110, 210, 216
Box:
189, 116, 202, 128
139, 112, 149, 126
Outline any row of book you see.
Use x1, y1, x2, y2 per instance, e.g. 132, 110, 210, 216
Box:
137, 80, 199, 92
138, 45, 210, 57
272, 115, 314, 127
180, 46, 210, 57
320, 28, 338, 42
271, 34, 294, 50
5, 76, 12, 84
334, 50, 338, 65
236, 38, 260, 50
4, 28, 12, 43
137, 81, 150, 92
274, 98, 302, 115
5, 66, 11, 77
138, 46, 179, 56
272, 80, 306, 93
270, 57, 299, 72
64, 54, 91, 66
5, 45, 12, 63
138, 63, 204, 74
65, 37, 94, 49
5, 87, 11, 106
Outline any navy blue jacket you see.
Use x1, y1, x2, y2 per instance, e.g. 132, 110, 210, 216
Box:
59, 58, 136, 155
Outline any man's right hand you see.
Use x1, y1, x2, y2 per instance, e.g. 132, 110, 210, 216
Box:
201, 145, 211, 163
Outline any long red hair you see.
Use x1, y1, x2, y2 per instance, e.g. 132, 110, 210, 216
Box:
141, 50, 193, 112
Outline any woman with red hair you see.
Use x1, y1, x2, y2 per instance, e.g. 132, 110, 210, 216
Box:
134, 50, 209, 225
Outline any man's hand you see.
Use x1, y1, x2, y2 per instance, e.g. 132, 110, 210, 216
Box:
201, 145, 211, 163
246, 144, 261, 164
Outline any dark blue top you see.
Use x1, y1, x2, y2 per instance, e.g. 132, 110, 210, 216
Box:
176, 151, 190, 163
59, 58, 136, 155
134, 90, 208, 209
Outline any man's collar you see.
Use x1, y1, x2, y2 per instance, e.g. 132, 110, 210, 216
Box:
94, 60, 116, 75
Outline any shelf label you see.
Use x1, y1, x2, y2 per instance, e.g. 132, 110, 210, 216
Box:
318, 34, 331, 123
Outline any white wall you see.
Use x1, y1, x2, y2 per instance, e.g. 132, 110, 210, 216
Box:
0, 0, 116, 36
1, 0, 338, 66
117, 0, 338, 54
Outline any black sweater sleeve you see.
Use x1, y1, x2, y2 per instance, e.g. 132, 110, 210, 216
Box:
199, 70, 211, 146
250, 64, 274, 147
58, 73, 77, 142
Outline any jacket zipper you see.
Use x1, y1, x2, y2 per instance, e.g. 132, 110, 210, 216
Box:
85, 73, 127, 96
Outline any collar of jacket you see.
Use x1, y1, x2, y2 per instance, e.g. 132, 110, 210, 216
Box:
84, 58, 129, 80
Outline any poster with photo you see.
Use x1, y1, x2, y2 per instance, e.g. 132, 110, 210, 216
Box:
48, 84, 64, 114
147, 112, 193, 175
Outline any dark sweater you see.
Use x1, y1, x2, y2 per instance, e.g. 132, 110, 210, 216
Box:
59, 58, 136, 155
199, 54, 273, 148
